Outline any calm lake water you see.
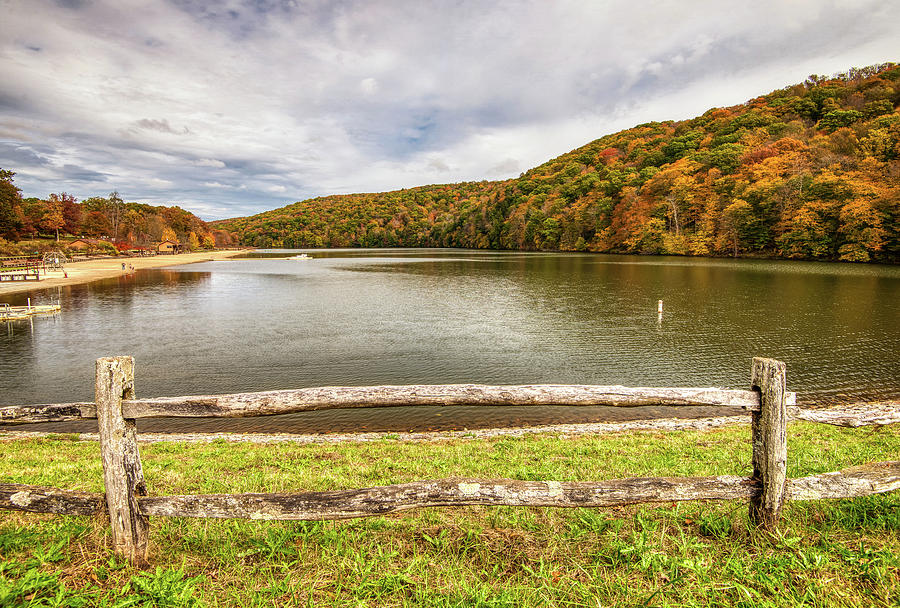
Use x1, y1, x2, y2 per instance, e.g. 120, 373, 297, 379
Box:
2, 249, 899, 434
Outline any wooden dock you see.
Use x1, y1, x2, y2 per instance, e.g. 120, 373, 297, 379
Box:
0, 303, 61, 321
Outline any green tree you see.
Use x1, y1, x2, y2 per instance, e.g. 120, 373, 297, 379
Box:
720, 200, 753, 257
0, 168, 23, 239
818, 110, 863, 132
539, 217, 561, 249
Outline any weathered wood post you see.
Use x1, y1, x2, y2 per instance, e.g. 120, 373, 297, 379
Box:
96, 356, 149, 564
749, 357, 788, 530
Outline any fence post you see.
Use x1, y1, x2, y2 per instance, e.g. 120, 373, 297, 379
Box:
749, 357, 787, 530
96, 356, 149, 564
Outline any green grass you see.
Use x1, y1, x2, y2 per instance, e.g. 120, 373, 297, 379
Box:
0, 422, 898, 607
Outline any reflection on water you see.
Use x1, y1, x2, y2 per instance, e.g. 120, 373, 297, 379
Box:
2, 249, 899, 434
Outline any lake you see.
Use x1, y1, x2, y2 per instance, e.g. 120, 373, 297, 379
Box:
2, 249, 899, 434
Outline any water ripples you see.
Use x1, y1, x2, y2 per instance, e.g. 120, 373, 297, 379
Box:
2, 250, 898, 433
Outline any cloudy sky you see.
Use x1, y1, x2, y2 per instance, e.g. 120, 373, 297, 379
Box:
1, 0, 897, 220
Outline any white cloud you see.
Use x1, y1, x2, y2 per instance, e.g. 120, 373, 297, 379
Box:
195, 159, 226, 168
143, 177, 174, 188
360, 78, 378, 96
0, 0, 897, 219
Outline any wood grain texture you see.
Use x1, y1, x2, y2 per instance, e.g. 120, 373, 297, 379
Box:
790, 403, 900, 427
3, 384, 811, 425
96, 356, 149, 564
0, 483, 103, 515
0, 402, 95, 425
749, 357, 788, 530
138, 475, 757, 520
4, 462, 895, 520
788, 461, 900, 500
121, 385, 794, 419
132, 461, 900, 521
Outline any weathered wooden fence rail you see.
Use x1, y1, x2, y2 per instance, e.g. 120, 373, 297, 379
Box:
0, 385, 794, 423
1, 356, 898, 564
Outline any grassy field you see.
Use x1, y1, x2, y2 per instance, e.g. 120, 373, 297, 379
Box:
1, 421, 898, 607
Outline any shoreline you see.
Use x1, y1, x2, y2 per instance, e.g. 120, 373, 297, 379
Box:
0, 249, 247, 296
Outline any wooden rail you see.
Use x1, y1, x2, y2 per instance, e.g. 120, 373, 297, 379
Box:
4, 462, 897, 521
1, 356, 897, 564
1, 386, 799, 424
0, 271, 40, 282
0, 256, 42, 271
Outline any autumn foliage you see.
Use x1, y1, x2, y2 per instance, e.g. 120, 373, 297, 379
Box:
0, 178, 217, 253
218, 63, 900, 263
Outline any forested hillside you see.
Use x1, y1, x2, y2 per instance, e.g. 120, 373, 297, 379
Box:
218, 63, 900, 262
0, 174, 227, 254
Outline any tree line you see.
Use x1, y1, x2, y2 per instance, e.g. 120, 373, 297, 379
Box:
216, 63, 900, 263
0, 172, 233, 255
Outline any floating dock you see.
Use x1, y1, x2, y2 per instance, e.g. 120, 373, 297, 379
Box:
0, 303, 61, 322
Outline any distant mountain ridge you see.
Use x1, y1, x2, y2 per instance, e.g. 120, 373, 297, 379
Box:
215, 63, 900, 263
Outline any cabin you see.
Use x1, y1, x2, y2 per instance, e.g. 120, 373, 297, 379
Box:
68, 238, 113, 251
156, 240, 182, 254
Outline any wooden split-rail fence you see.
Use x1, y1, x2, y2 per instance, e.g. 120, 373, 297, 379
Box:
1, 356, 898, 565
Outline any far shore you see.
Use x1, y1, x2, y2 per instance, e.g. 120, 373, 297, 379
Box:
0, 249, 248, 296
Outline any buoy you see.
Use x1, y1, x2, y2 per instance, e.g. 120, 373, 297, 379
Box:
657, 299, 663, 313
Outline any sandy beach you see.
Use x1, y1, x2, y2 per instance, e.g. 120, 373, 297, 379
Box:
0, 249, 247, 296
